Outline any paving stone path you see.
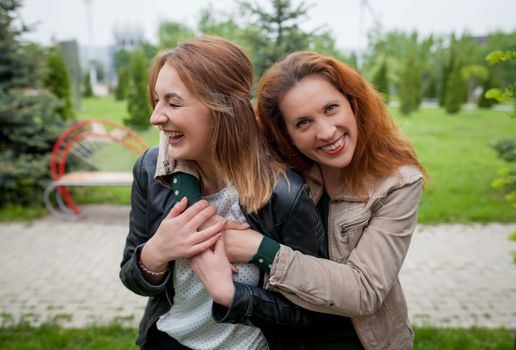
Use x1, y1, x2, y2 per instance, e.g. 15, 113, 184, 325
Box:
1, 205, 515, 330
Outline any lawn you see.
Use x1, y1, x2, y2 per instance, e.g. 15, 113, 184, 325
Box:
0, 323, 513, 350
1, 96, 514, 223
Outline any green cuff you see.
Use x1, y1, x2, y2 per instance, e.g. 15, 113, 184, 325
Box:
250, 236, 280, 272
170, 172, 201, 207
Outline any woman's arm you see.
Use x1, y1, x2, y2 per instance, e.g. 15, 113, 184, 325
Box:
119, 151, 225, 296
266, 178, 424, 317
119, 152, 169, 296
192, 172, 338, 326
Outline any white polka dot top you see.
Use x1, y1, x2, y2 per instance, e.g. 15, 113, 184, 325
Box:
156, 186, 268, 350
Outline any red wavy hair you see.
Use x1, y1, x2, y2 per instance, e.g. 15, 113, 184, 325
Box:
256, 51, 426, 198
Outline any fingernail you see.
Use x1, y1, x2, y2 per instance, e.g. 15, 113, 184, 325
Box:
241, 222, 250, 228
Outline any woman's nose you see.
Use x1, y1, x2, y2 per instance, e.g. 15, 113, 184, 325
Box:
316, 118, 337, 141
149, 104, 168, 126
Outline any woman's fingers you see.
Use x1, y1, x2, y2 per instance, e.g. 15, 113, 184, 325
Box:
224, 220, 250, 230
190, 233, 222, 256
172, 199, 211, 224
165, 196, 188, 219
185, 205, 218, 231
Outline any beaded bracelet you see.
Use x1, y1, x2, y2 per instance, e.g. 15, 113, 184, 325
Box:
138, 259, 169, 276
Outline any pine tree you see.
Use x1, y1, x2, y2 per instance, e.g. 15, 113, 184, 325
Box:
399, 55, 422, 115
124, 50, 151, 130
372, 58, 389, 102
83, 70, 93, 97
114, 48, 131, 100
0, 0, 66, 206
241, 0, 311, 78
43, 48, 74, 119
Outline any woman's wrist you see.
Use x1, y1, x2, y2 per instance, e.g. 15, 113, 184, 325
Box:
250, 236, 280, 272
212, 281, 235, 307
141, 240, 168, 272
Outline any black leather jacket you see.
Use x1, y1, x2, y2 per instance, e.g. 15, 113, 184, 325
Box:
120, 147, 347, 349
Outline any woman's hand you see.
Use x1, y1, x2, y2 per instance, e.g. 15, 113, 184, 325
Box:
224, 228, 264, 263
190, 238, 235, 306
141, 198, 225, 273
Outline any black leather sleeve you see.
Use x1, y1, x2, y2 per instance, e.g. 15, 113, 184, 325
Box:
213, 282, 344, 327
119, 150, 171, 297
213, 170, 334, 327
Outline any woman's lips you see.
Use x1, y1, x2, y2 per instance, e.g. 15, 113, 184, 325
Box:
165, 132, 184, 145
319, 136, 345, 155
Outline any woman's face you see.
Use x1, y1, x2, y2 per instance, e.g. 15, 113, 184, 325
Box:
150, 64, 212, 165
279, 74, 358, 171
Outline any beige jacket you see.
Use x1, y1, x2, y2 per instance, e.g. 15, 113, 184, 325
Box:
266, 165, 423, 350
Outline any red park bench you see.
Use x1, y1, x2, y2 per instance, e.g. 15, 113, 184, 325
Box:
44, 119, 148, 219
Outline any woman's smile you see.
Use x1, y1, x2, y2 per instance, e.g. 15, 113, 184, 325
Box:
319, 135, 345, 155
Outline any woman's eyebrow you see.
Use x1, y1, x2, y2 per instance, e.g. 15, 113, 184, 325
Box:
164, 92, 183, 101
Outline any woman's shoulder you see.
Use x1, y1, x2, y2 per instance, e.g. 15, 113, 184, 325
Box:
371, 165, 423, 199
133, 146, 158, 179
267, 169, 310, 219
274, 169, 306, 197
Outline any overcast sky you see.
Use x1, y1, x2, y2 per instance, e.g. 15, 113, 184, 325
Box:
18, 0, 516, 51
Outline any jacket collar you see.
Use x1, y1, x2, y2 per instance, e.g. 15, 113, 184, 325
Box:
154, 131, 200, 188
304, 165, 370, 203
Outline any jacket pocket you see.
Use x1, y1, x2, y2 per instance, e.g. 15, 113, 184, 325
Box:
330, 212, 370, 263
339, 214, 369, 242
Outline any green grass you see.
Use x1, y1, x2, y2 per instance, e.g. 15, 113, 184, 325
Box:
413, 327, 515, 350
391, 107, 515, 223
0, 323, 513, 350
0, 323, 137, 350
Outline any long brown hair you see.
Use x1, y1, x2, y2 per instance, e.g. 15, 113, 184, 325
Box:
256, 51, 426, 198
148, 36, 285, 212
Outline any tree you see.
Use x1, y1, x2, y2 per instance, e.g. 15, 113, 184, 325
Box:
371, 56, 389, 102
82, 70, 93, 97
0, 0, 66, 206
399, 54, 422, 115
124, 49, 151, 130
239, 0, 312, 78
158, 21, 196, 49
43, 47, 74, 119
485, 47, 516, 209
114, 48, 131, 100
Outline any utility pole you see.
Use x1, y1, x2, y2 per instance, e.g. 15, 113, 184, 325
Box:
83, 0, 97, 93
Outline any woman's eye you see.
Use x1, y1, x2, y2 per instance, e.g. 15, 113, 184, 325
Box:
325, 104, 338, 113
296, 119, 311, 129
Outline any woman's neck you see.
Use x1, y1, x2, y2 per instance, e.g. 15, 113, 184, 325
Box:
196, 160, 224, 195
320, 164, 347, 198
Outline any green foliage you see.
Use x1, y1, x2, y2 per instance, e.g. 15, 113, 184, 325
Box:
0, 0, 44, 91
371, 57, 389, 102
239, 0, 312, 78
492, 139, 516, 162
114, 49, 131, 100
0, 90, 66, 206
82, 70, 93, 97
0, 1, 68, 208
124, 50, 151, 130
399, 54, 422, 115
158, 21, 196, 49
43, 48, 74, 120
485, 48, 516, 63
444, 66, 464, 114
485, 48, 516, 209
